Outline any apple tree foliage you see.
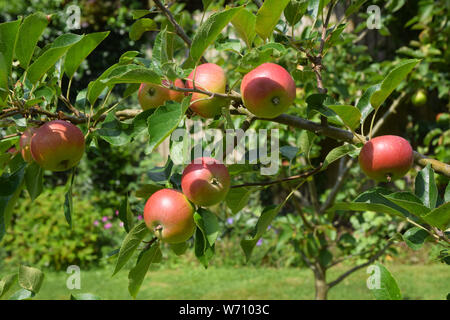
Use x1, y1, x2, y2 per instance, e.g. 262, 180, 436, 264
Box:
0, 1, 449, 300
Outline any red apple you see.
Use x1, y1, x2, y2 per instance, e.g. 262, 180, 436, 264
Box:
186, 63, 227, 118
241, 63, 296, 118
359, 135, 414, 182
20, 127, 37, 163
30, 120, 85, 171
138, 79, 185, 110
143, 189, 195, 243
181, 157, 231, 207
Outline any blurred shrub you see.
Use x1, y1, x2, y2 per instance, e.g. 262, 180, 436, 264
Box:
1, 187, 127, 270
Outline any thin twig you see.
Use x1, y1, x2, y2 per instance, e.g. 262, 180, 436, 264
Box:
230, 164, 323, 188
153, 0, 208, 64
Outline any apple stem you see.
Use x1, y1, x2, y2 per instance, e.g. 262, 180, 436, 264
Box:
211, 177, 222, 188
154, 225, 163, 234
386, 174, 392, 183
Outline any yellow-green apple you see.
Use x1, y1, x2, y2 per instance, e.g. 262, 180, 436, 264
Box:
411, 89, 427, 107
20, 127, 37, 163
138, 79, 185, 110
143, 189, 195, 243
30, 120, 85, 171
241, 63, 296, 118
359, 135, 414, 182
186, 63, 227, 118
181, 157, 230, 207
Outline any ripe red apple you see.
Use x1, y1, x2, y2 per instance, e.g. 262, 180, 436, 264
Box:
20, 127, 37, 163
359, 135, 414, 182
241, 63, 296, 118
186, 63, 227, 118
138, 79, 185, 110
143, 189, 195, 243
30, 120, 85, 171
181, 157, 231, 207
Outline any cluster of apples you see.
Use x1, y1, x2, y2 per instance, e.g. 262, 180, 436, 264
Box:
138, 62, 296, 119
143, 157, 230, 243
20, 120, 85, 171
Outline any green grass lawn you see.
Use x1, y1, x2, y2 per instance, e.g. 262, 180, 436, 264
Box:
6, 263, 447, 300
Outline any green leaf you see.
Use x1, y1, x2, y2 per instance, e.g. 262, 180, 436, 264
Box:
202, 0, 213, 10
18, 265, 44, 294
70, 293, 102, 300
129, 18, 157, 41
0, 164, 25, 196
330, 202, 404, 218
241, 205, 280, 262
0, 273, 17, 299
327, 105, 361, 130
15, 12, 49, 69
231, 8, 256, 48
119, 193, 134, 233
445, 183, 450, 203
194, 209, 219, 247
0, 53, 7, 99
24, 162, 43, 201
97, 112, 133, 146
147, 99, 188, 153
345, 0, 368, 17
356, 84, 379, 124
370, 59, 420, 109
63, 170, 75, 227
191, 6, 242, 62
402, 227, 430, 250
256, 0, 290, 40
8, 288, 34, 300
64, 31, 109, 79
27, 33, 83, 84
322, 144, 359, 170
100, 65, 161, 86
194, 226, 215, 268
318, 249, 333, 267
415, 164, 438, 209
305, 93, 343, 126
284, 0, 308, 26
169, 242, 188, 256
368, 263, 402, 300
420, 203, 450, 230
87, 64, 121, 105
280, 145, 299, 161
0, 19, 21, 79
381, 192, 431, 217
128, 243, 162, 299
225, 187, 252, 214
307, 0, 324, 22
135, 183, 165, 198
113, 221, 150, 276
152, 28, 170, 66
0, 175, 24, 241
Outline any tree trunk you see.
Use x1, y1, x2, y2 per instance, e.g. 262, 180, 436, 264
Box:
314, 266, 329, 300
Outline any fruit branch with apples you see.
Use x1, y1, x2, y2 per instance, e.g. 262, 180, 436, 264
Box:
0, 0, 449, 301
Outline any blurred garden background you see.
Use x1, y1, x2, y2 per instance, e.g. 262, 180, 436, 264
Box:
0, 0, 449, 300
